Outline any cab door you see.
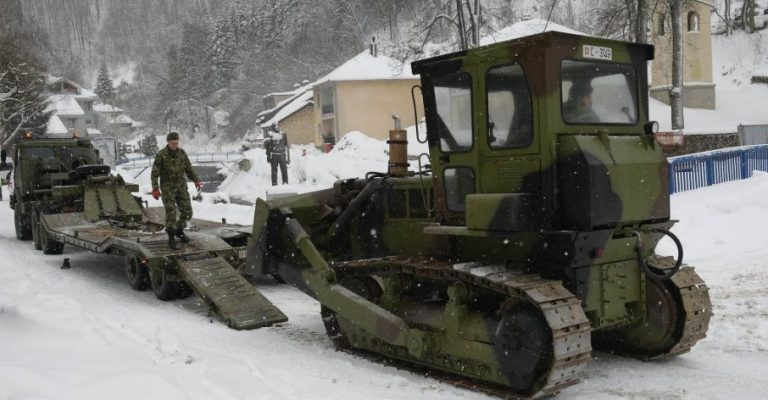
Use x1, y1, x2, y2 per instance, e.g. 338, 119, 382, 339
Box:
420, 58, 481, 226
478, 60, 540, 198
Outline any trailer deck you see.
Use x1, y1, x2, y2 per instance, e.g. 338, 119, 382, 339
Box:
40, 208, 287, 329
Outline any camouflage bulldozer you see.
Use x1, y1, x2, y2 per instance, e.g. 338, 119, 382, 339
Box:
246, 31, 712, 397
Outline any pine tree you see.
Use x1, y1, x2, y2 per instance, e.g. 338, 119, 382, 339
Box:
94, 63, 114, 103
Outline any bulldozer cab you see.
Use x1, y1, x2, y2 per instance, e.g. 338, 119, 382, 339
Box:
411, 31, 657, 229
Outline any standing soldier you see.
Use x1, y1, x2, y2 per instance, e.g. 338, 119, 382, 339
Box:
264, 123, 290, 186
151, 132, 202, 249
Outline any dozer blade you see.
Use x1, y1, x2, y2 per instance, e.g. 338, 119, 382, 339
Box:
172, 255, 287, 329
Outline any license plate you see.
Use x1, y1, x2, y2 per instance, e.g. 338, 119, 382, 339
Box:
583, 45, 613, 61
238, 249, 247, 259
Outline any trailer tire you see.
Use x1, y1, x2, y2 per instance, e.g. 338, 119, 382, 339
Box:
150, 268, 177, 301
125, 256, 150, 291
39, 215, 64, 255
176, 282, 194, 299
14, 209, 32, 241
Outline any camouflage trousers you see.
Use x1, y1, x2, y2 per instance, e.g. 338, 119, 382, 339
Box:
161, 181, 192, 233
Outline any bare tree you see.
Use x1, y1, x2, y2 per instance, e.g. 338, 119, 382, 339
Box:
637, 0, 649, 43
669, 0, 684, 130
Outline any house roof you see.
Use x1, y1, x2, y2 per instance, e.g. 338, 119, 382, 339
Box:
93, 102, 124, 113
47, 94, 85, 116
262, 90, 313, 128
258, 81, 315, 119
46, 114, 68, 134
114, 114, 136, 125
479, 19, 585, 46
46, 75, 99, 100
314, 51, 416, 85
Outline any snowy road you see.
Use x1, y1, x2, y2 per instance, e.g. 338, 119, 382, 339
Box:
2, 175, 768, 399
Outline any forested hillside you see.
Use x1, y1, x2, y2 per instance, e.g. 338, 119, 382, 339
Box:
1, 0, 755, 140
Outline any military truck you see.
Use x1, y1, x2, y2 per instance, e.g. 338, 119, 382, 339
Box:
245, 31, 713, 397
9, 133, 286, 329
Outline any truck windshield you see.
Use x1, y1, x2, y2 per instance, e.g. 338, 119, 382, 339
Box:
561, 60, 638, 125
21, 147, 56, 159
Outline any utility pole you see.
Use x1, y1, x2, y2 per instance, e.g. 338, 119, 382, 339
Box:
669, 0, 684, 130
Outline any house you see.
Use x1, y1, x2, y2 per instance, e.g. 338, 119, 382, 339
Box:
260, 89, 315, 145
312, 50, 424, 145
45, 76, 99, 136
649, 0, 716, 109
93, 102, 124, 125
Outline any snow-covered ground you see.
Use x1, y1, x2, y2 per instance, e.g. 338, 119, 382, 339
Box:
3, 166, 768, 399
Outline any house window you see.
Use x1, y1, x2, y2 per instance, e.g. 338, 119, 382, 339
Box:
658, 14, 666, 36
83, 102, 92, 111
85, 119, 92, 125
321, 87, 334, 114
687, 11, 700, 32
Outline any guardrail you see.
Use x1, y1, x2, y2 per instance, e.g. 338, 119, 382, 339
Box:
668, 145, 768, 194
116, 152, 243, 166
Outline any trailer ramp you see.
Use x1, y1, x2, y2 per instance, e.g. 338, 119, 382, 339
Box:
172, 254, 287, 329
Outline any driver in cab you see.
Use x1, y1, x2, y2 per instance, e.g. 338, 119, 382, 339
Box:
563, 82, 600, 123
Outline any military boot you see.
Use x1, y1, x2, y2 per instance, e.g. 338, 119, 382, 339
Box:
167, 230, 181, 250
176, 228, 190, 244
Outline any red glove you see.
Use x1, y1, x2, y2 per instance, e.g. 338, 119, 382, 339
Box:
194, 181, 202, 191
152, 189, 161, 200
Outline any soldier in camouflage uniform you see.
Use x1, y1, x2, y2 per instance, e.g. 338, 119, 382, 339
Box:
264, 123, 290, 186
151, 132, 202, 249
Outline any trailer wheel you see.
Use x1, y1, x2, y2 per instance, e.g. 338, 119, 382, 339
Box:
14, 209, 32, 241
176, 282, 194, 299
125, 256, 150, 291
150, 268, 177, 301
39, 215, 64, 255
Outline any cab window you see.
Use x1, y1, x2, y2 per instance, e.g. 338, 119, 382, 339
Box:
486, 64, 532, 148
432, 72, 473, 152
561, 60, 638, 125
21, 147, 56, 159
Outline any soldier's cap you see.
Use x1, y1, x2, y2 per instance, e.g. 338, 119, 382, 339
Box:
569, 82, 593, 99
167, 132, 180, 141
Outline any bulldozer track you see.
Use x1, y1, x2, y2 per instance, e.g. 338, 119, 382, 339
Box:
654, 266, 712, 359
333, 256, 593, 398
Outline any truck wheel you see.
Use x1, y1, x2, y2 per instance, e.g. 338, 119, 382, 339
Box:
39, 216, 64, 255
150, 268, 178, 301
125, 256, 150, 291
14, 209, 32, 241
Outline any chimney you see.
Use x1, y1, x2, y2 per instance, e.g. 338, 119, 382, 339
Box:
370, 36, 378, 57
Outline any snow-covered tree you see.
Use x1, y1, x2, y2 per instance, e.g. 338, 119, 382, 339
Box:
0, 32, 51, 148
94, 63, 114, 102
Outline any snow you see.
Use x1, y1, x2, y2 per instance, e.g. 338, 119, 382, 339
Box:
261, 90, 313, 129
114, 114, 136, 125
47, 94, 85, 116
314, 51, 415, 84
479, 18, 585, 46
45, 114, 68, 134
4, 156, 768, 399
93, 103, 124, 113
86, 128, 103, 136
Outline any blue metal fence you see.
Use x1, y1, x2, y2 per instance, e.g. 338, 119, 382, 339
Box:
668, 145, 768, 194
